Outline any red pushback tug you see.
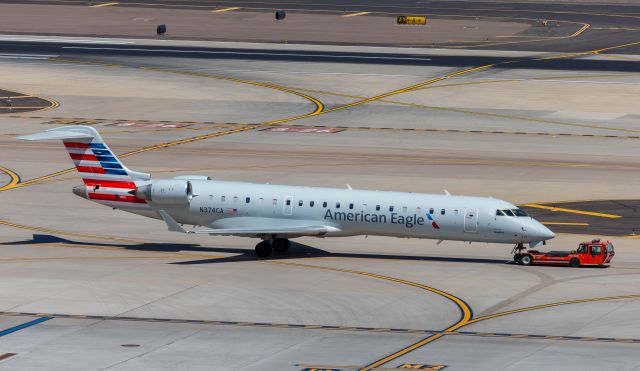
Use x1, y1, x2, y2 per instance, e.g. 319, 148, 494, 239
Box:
514, 239, 615, 267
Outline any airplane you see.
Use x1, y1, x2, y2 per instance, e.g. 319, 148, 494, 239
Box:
19, 126, 555, 258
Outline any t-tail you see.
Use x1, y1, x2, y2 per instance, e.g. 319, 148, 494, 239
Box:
18, 126, 151, 209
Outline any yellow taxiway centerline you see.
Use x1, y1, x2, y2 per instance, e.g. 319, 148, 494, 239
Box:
212, 7, 241, 13
522, 203, 621, 219
343, 11, 371, 17
90, 2, 119, 8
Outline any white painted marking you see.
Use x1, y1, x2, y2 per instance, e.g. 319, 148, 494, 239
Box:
0, 54, 59, 60
61, 46, 433, 61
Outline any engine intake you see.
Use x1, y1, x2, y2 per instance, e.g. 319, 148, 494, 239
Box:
133, 179, 193, 204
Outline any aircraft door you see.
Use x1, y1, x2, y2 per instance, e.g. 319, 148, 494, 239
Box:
464, 208, 479, 233
283, 196, 293, 216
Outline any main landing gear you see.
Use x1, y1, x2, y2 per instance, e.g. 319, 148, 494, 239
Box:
512, 243, 526, 265
254, 238, 291, 258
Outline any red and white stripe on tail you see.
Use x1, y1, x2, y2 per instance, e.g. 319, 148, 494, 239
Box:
18, 126, 150, 206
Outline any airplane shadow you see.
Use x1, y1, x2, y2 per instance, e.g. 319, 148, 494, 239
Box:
3, 234, 511, 266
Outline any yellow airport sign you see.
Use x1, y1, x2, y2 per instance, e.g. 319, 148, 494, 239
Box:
397, 16, 427, 25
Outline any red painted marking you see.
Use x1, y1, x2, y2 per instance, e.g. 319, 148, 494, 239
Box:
63, 141, 90, 149
89, 193, 146, 204
76, 166, 105, 174
69, 153, 98, 161
432, 222, 440, 229
82, 179, 136, 189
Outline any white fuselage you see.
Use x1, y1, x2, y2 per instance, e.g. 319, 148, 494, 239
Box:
125, 179, 554, 244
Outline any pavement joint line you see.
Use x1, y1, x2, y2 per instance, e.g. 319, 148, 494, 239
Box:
522, 203, 622, 219
0, 310, 637, 344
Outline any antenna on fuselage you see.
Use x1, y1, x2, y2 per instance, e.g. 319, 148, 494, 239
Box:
346, 184, 353, 190
444, 189, 451, 196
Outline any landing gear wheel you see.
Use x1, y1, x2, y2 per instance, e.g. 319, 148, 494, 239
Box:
255, 240, 273, 258
520, 254, 533, 266
273, 238, 290, 253
513, 254, 522, 264
570, 258, 580, 268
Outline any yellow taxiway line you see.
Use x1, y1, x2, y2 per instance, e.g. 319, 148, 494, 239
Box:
90, 2, 119, 7
343, 11, 371, 17
522, 203, 621, 219
212, 7, 241, 13
542, 222, 590, 226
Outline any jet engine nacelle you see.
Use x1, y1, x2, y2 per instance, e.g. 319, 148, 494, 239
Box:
134, 179, 193, 204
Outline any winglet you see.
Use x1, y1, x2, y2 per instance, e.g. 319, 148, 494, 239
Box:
158, 210, 189, 233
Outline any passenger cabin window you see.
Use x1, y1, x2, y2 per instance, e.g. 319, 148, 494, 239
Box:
402, 206, 408, 213
362, 204, 367, 211
454, 209, 459, 215
259, 198, 264, 204
286, 199, 291, 206
298, 200, 303, 207
349, 203, 354, 210
416, 207, 422, 214
209, 195, 213, 201
376, 205, 380, 211
336, 202, 341, 209
389, 206, 394, 212
310, 201, 315, 207
221, 196, 226, 202
272, 198, 277, 205
496, 210, 505, 216
441, 209, 445, 215
429, 208, 434, 215
245, 197, 250, 203
233, 196, 239, 203
323, 202, 327, 208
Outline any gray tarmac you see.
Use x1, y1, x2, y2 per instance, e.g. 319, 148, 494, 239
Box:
0, 40, 640, 370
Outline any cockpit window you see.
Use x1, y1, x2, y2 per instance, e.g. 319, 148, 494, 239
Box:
512, 209, 528, 217
496, 210, 505, 216
502, 209, 515, 216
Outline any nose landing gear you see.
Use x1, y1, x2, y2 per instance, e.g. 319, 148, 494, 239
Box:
512, 243, 525, 264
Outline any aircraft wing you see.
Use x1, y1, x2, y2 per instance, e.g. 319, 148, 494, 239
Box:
158, 210, 340, 237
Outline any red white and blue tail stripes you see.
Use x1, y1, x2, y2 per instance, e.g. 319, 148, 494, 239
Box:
62, 140, 145, 204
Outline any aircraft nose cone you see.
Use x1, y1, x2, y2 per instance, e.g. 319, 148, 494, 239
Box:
535, 223, 555, 240
72, 185, 87, 199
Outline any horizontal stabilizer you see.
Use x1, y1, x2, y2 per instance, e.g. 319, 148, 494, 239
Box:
17, 128, 94, 141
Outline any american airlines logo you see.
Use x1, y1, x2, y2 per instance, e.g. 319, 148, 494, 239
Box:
323, 209, 431, 228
